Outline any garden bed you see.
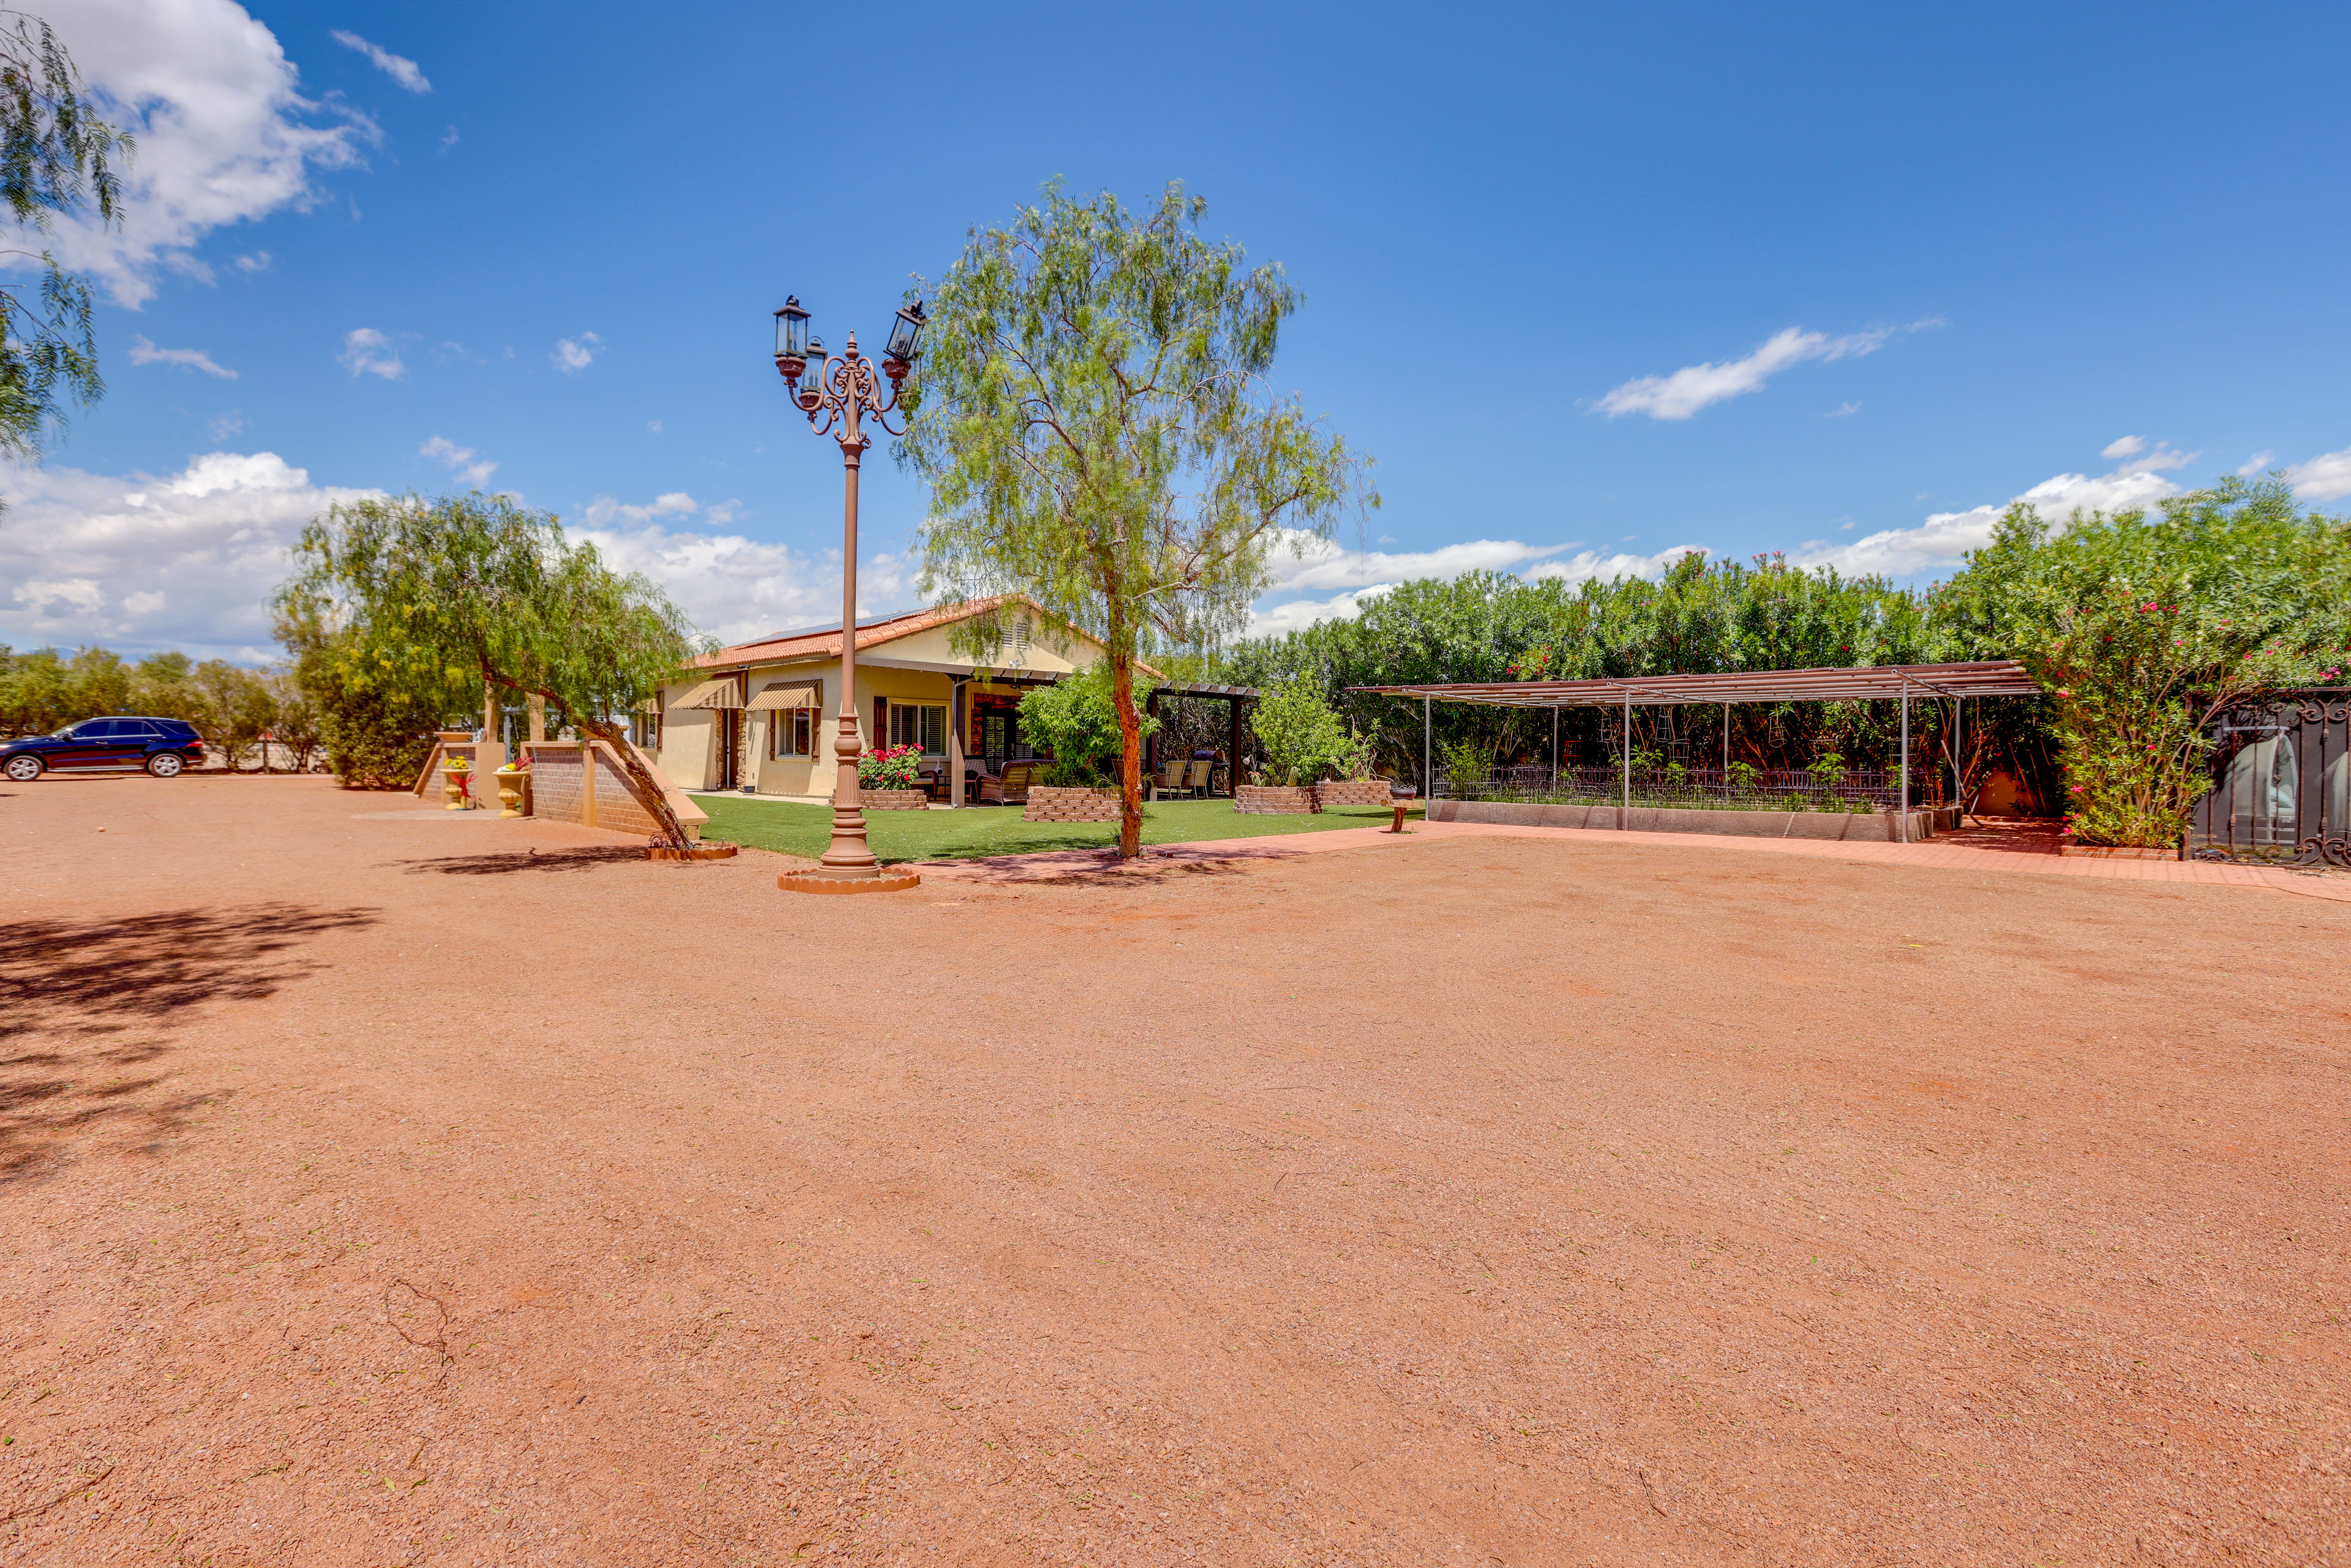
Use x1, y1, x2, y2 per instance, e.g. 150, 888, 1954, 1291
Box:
1022, 786, 1120, 823
1313, 778, 1393, 808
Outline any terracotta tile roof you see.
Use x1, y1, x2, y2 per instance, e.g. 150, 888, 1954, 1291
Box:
690, 595, 1028, 668
689, 596, 1161, 681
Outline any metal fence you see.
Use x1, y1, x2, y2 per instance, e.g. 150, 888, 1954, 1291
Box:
2191, 692, 2349, 866
1434, 765, 1932, 814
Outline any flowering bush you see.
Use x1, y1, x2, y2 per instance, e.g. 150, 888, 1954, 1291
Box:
858, 741, 923, 791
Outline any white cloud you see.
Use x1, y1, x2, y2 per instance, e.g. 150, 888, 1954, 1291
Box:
127, 334, 236, 378
233, 250, 271, 274
439, 125, 459, 152
2237, 451, 2277, 478
0, 449, 379, 658
551, 332, 602, 374
1594, 321, 1940, 421
329, 29, 430, 93
339, 327, 402, 380
1249, 586, 1398, 637
1245, 536, 1706, 635
1529, 545, 1709, 585
2101, 435, 2145, 459
28, 0, 375, 306
575, 522, 872, 648
419, 435, 496, 488
206, 410, 244, 441
646, 419, 662, 434
2284, 445, 2351, 502
579, 490, 697, 525
1826, 401, 1861, 418
1264, 531, 1571, 591
1793, 445, 2197, 579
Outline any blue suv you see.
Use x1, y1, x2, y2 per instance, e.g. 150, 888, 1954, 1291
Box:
2, 717, 209, 779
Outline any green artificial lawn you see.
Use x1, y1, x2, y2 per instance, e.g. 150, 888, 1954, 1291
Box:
690, 793, 1418, 863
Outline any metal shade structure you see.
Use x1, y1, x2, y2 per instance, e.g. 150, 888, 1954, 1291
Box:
1351, 660, 2042, 844
1349, 659, 2040, 708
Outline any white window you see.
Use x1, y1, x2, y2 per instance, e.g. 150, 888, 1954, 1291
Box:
771, 707, 818, 759
886, 702, 947, 755
633, 707, 662, 750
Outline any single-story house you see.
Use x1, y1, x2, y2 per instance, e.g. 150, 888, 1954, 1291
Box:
640, 596, 1253, 806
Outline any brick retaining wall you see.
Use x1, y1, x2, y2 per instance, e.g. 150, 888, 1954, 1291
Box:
1234, 785, 1319, 815
1313, 778, 1392, 808
1023, 786, 1120, 823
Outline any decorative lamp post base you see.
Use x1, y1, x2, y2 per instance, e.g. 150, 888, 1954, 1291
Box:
778, 868, 923, 895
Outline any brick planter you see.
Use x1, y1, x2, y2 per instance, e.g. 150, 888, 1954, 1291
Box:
1313, 778, 1393, 808
1234, 784, 1319, 816
2058, 842, 2181, 860
1023, 785, 1120, 823
859, 789, 931, 811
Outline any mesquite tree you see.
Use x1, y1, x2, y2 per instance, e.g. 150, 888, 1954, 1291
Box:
279, 492, 707, 847
0, 12, 127, 473
900, 181, 1374, 858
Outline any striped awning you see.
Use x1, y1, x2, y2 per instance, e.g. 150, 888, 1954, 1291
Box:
747, 680, 820, 711
672, 678, 741, 710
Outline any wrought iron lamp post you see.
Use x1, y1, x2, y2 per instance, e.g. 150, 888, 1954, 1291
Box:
771, 293, 929, 895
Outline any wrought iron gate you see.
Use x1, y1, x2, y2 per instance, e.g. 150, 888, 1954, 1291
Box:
2190, 691, 2350, 866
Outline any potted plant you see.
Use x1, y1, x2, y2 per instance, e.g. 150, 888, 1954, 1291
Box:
441, 751, 474, 810
494, 752, 528, 817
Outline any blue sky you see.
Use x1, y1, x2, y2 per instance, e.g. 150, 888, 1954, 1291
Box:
8, 0, 2351, 659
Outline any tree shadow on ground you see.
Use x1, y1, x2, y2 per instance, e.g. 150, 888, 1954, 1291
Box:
0, 902, 380, 1182
388, 845, 650, 876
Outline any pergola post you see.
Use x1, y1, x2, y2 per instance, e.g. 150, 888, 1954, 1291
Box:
1621, 691, 1631, 830
1145, 688, 1159, 793
1423, 694, 1431, 799
1954, 695, 1964, 817
1721, 703, 1730, 792
1899, 680, 1911, 844
1228, 696, 1244, 797
1551, 706, 1559, 793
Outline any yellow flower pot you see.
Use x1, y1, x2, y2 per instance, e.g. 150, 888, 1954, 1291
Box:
495, 768, 525, 817
442, 764, 473, 810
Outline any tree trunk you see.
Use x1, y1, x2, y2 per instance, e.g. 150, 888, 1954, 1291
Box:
575, 712, 693, 851
1110, 652, 1144, 860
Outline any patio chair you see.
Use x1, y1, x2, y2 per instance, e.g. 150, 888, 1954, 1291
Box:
980, 760, 1038, 805
1151, 762, 1185, 799
1182, 759, 1212, 798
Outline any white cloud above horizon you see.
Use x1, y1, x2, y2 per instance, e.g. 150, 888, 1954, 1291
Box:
329, 28, 430, 93
0, 451, 380, 659
1246, 535, 1708, 635
1792, 442, 2199, 578
127, 334, 236, 378
2284, 444, 2351, 501
575, 495, 907, 645
29, 0, 376, 306
1594, 321, 1940, 421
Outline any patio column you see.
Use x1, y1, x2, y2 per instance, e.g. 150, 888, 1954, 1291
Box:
1146, 688, 1160, 787
949, 677, 967, 809
1551, 706, 1559, 793
1423, 694, 1431, 798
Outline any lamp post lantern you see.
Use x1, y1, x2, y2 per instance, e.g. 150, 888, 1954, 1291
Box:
771, 294, 927, 895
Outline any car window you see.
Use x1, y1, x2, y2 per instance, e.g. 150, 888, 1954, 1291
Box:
77, 719, 123, 738
116, 722, 159, 738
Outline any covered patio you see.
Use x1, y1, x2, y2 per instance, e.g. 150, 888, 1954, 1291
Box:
1354, 659, 2042, 843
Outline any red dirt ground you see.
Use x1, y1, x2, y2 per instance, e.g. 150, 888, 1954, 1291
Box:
2, 775, 2347, 1567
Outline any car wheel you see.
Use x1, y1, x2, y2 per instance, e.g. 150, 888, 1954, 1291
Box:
145, 752, 185, 778
4, 754, 42, 781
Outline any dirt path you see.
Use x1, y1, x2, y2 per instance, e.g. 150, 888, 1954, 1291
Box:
2, 775, 2345, 1566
